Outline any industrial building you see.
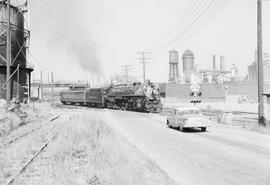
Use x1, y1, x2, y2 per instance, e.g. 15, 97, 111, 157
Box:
248, 52, 270, 82
263, 91, 270, 124
0, 2, 32, 101
200, 55, 232, 84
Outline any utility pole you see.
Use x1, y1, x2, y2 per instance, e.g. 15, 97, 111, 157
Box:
6, 0, 11, 103
122, 65, 132, 83
51, 72, 54, 101
47, 72, 50, 84
91, 73, 95, 88
137, 51, 150, 83
257, 0, 265, 125
40, 70, 43, 100
17, 66, 20, 100
112, 73, 120, 83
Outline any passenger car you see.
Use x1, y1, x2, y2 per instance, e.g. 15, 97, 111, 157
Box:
166, 106, 210, 132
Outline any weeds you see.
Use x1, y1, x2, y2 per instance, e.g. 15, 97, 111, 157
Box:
50, 112, 177, 185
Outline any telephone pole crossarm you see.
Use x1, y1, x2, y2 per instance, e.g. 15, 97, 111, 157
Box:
122, 65, 132, 83
137, 51, 151, 83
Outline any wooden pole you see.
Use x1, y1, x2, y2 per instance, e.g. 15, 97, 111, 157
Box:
17, 66, 20, 101
40, 70, 43, 100
257, 0, 265, 125
6, 0, 11, 103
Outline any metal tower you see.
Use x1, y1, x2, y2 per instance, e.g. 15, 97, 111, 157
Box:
168, 50, 179, 83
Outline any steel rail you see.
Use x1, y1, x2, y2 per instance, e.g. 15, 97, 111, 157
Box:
4, 126, 63, 185
0, 114, 61, 149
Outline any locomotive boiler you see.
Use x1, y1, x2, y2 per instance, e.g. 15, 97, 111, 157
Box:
60, 82, 162, 113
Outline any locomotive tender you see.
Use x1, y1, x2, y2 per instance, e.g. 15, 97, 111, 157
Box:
60, 82, 162, 113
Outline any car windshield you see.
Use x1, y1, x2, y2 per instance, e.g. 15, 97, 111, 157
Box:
181, 110, 200, 115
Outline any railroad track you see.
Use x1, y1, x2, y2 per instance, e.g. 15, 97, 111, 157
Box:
0, 115, 61, 149
4, 132, 60, 185
0, 115, 63, 185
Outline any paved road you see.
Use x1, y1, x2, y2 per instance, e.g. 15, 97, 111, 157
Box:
105, 110, 270, 185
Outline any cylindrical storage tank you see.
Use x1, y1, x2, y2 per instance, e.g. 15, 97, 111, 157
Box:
182, 49, 194, 83
0, 3, 28, 101
169, 50, 179, 64
0, 3, 26, 67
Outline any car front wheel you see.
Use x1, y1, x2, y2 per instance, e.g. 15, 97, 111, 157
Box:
167, 120, 172, 128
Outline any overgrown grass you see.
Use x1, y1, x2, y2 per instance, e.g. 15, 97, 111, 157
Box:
0, 102, 55, 137
50, 112, 177, 185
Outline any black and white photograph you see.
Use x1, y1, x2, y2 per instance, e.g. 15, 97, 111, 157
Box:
0, 0, 270, 184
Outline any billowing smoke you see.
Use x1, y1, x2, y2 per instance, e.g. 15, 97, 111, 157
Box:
31, 0, 102, 75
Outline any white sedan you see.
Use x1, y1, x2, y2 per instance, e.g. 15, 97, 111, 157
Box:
166, 107, 210, 132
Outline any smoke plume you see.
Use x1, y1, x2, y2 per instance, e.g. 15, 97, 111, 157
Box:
31, 0, 102, 75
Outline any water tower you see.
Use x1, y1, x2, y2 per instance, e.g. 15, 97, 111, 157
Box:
0, 2, 32, 101
168, 50, 179, 83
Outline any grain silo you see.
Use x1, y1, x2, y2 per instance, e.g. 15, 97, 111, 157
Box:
182, 49, 194, 83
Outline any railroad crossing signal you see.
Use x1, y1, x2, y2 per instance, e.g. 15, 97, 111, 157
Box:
190, 83, 202, 105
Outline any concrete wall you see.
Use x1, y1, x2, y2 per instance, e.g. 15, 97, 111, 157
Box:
224, 81, 270, 98
166, 83, 225, 102
164, 81, 270, 103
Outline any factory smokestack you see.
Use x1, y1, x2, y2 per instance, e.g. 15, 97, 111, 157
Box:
213, 55, 216, 70
220, 55, 225, 70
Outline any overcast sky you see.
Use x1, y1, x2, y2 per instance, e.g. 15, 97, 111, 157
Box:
27, 0, 270, 83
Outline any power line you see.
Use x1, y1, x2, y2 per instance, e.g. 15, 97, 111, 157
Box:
149, 0, 211, 52
145, 0, 197, 50
137, 51, 151, 83
152, 0, 230, 58
153, 0, 224, 54
172, 0, 230, 49
148, 0, 210, 52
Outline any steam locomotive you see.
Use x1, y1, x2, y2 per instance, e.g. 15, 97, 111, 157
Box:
60, 81, 162, 113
